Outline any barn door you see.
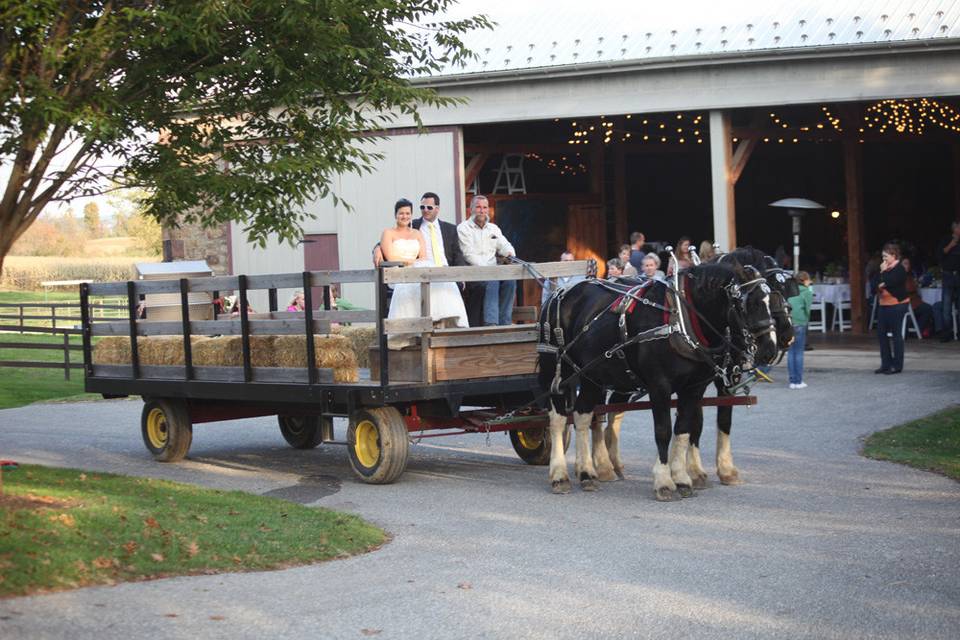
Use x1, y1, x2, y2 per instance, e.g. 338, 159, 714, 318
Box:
303, 234, 340, 308
567, 204, 607, 277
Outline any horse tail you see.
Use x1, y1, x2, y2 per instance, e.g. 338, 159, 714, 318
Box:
536, 290, 566, 412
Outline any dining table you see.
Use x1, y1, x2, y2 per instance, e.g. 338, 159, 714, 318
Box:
919, 287, 942, 305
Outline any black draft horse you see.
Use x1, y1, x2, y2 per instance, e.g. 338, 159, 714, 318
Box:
538, 262, 778, 500
700, 247, 798, 485
601, 246, 798, 487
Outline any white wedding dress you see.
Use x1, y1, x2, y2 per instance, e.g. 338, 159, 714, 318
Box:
387, 237, 468, 349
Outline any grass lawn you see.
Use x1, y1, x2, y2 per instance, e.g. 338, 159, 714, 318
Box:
0, 464, 386, 597
863, 405, 960, 481
0, 291, 80, 304
0, 334, 97, 409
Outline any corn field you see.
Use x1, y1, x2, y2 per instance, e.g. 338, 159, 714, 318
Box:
1, 256, 158, 291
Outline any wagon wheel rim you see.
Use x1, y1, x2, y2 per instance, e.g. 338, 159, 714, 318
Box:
354, 420, 381, 468
516, 427, 544, 450
146, 408, 169, 449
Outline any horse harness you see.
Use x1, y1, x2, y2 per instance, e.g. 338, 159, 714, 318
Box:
538, 272, 766, 398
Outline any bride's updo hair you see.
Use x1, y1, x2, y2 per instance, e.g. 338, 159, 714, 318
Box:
394, 198, 413, 215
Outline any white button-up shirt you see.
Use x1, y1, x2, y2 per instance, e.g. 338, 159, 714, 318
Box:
420, 219, 448, 266
457, 217, 515, 267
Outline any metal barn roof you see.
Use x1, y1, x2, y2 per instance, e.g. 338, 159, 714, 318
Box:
430, 0, 960, 78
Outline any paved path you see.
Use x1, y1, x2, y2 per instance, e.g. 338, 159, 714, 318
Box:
1, 367, 959, 639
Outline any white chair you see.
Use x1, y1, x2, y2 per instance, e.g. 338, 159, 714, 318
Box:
901, 305, 922, 340
832, 299, 852, 332
808, 290, 828, 333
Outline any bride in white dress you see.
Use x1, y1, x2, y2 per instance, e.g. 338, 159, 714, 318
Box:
381, 199, 468, 348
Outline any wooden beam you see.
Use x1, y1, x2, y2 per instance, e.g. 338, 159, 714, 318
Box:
843, 139, 867, 333
730, 138, 758, 185
463, 153, 488, 193
954, 144, 960, 221
709, 110, 736, 251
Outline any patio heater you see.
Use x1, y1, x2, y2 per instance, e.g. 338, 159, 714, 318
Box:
769, 198, 825, 273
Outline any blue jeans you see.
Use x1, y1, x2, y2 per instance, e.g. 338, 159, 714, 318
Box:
941, 271, 959, 336
787, 325, 807, 384
483, 279, 516, 325
878, 303, 908, 371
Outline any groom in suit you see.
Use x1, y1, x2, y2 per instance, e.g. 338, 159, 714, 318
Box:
413, 191, 476, 325
412, 192, 465, 269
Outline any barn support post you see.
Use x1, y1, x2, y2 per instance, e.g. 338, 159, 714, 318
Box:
953, 143, 960, 221
709, 110, 736, 251
843, 139, 867, 333
613, 146, 628, 250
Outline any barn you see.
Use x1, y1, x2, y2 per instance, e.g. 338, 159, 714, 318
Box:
163, 0, 960, 328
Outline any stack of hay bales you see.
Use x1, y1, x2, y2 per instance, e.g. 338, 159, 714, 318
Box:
92, 334, 358, 383
93, 336, 214, 366
331, 325, 377, 368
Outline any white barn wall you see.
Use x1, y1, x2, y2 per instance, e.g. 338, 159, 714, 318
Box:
230, 128, 461, 311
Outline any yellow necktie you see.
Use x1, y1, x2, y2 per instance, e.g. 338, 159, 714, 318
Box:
429, 222, 443, 266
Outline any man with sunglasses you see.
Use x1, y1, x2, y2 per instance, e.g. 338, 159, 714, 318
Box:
411, 192, 465, 270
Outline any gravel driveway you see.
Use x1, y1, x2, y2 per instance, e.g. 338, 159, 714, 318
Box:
1, 367, 958, 639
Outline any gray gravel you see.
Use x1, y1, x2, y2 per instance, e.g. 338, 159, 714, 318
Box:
1, 367, 959, 640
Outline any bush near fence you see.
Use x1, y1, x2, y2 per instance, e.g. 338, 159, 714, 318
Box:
1, 256, 158, 291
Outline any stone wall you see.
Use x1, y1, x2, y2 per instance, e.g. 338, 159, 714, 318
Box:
162, 220, 231, 275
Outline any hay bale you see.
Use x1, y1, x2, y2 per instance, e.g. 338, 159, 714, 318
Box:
92, 336, 131, 364
272, 334, 357, 370
94, 335, 217, 365
138, 336, 186, 365
192, 335, 276, 367
331, 325, 377, 368
333, 367, 360, 383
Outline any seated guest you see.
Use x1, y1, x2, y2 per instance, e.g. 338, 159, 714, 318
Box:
628, 231, 648, 273
541, 250, 586, 306
902, 257, 935, 337
698, 240, 717, 262
457, 195, 517, 326
642, 252, 666, 280
606, 258, 624, 278
667, 236, 693, 276
618, 244, 638, 276
287, 291, 305, 312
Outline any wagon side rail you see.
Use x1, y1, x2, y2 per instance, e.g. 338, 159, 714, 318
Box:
82, 269, 379, 389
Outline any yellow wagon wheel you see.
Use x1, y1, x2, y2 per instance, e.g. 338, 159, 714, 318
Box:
509, 424, 570, 466
347, 407, 409, 484
140, 398, 192, 462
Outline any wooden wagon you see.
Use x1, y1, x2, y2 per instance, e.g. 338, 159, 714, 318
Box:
80, 261, 755, 484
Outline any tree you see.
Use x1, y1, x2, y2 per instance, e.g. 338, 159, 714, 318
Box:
0, 1, 490, 272
82, 201, 102, 236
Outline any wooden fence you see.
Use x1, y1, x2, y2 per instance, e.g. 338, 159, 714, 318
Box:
0, 301, 124, 380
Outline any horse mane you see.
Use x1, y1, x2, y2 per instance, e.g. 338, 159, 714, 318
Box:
686, 262, 737, 294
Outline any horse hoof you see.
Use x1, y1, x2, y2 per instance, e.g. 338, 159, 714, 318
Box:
552, 479, 571, 494
581, 478, 599, 492
692, 475, 710, 490
596, 467, 617, 482
677, 484, 694, 498
655, 487, 674, 502
718, 473, 742, 486
614, 467, 625, 480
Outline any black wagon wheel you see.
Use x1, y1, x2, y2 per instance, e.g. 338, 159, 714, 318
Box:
141, 398, 193, 462
347, 407, 410, 484
509, 423, 571, 466
277, 415, 330, 449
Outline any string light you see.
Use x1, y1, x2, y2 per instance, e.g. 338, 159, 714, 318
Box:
865, 98, 960, 135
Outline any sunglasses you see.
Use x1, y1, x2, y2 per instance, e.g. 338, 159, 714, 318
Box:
419, 205, 436, 211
